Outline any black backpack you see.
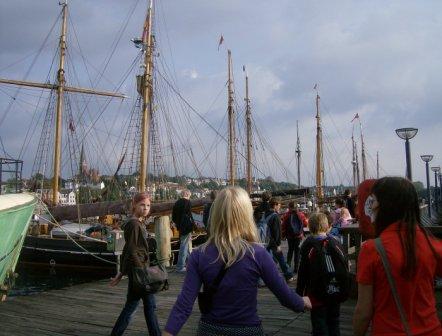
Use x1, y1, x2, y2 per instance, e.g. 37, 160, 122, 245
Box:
288, 213, 303, 236
308, 236, 350, 303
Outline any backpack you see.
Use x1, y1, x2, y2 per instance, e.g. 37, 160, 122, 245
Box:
257, 212, 277, 245
308, 236, 350, 303
288, 213, 303, 236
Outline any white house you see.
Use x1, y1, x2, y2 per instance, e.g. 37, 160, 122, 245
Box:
59, 189, 76, 205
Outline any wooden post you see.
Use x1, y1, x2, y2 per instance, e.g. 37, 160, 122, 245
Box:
154, 215, 171, 267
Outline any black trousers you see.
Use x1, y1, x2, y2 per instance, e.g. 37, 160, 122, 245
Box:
287, 236, 302, 273
310, 303, 340, 336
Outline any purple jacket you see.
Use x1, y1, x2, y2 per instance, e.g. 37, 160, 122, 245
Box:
165, 243, 305, 335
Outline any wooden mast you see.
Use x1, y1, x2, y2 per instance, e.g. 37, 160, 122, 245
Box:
359, 118, 367, 180
295, 120, 301, 188
52, 1, 68, 205
138, 0, 154, 192
351, 131, 357, 189
0, 2, 124, 204
355, 140, 360, 185
315, 89, 324, 201
376, 151, 380, 178
227, 50, 236, 186
245, 69, 252, 194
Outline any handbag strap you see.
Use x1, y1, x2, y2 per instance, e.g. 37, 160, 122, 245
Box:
206, 265, 228, 293
374, 238, 412, 336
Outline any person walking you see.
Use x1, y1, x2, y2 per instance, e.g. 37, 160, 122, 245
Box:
266, 197, 295, 281
353, 177, 442, 336
297, 213, 348, 336
342, 189, 355, 218
163, 187, 311, 336
281, 201, 307, 274
172, 189, 194, 273
253, 191, 271, 243
110, 192, 161, 336
202, 190, 217, 230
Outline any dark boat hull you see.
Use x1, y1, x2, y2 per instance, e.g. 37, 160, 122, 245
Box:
19, 235, 119, 275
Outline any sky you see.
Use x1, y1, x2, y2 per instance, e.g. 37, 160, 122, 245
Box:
0, 0, 441, 188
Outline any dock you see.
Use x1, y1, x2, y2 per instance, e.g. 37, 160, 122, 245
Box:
0, 269, 357, 336
2, 230, 441, 336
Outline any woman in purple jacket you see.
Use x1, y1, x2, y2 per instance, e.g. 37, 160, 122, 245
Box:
163, 187, 311, 336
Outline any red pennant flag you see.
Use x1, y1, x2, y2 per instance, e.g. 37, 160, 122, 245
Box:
218, 35, 224, 51
351, 113, 360, 123
68, 119, 75, 132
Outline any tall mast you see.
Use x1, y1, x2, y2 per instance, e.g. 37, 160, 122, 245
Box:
295, 120, 301, 188
376, 151, 380, 178
359, 117, 367, 180
315, 90, 324, 201
138, 0, 154, 192
0, 2, 124, 204
227, 50, 236, 186
351, 131, 357, 189
245, 69, 252, 194
355, 140, 360, 185
52, 2, 68, 204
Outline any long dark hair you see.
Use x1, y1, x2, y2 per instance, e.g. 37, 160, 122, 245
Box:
372, 177, 431, 278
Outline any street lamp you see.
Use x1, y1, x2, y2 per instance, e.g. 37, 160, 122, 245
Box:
421, 155, 433, 218
431, 166, 440, 214
396, 128, 418, 180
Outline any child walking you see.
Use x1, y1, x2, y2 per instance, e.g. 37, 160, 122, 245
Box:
297, 213, 349, 336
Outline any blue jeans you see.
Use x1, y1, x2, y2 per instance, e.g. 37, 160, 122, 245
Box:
310, 303, 340, 336
111, 278, 161, 336
267, 247, 293, 280
176, 232, 191, 270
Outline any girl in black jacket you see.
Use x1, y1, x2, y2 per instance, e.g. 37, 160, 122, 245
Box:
110, 193, 161, 336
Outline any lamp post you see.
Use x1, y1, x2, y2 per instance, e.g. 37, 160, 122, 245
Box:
421, 155, 433, 218
439, 171, 442, 200
431, 166, 441, 214
396, 128, 418, 180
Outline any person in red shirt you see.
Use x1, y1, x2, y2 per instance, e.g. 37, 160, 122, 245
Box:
353, 177, 442, 336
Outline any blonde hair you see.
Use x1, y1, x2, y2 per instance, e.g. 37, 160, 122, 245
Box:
181, 189, 191, 198
203, 186, 259, 267
308, 213, 329, 235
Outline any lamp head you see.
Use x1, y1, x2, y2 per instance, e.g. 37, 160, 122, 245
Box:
431, 166, 441, 173
420, 154, 434, 163
395, 127, 418, 140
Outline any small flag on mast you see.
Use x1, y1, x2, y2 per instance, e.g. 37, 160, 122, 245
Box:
68, 119, 75, 132
313, 83, 318, 90
351, 113, 360, 122
217, 34, 224, 51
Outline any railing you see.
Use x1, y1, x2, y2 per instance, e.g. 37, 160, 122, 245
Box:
340, 224, 442, 274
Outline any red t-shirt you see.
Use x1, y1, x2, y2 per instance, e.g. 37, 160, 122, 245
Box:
357, 222, 442, 336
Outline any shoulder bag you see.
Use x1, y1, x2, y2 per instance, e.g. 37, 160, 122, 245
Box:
198, 265, 228, 314
374, 238, 412, 336
131, 228, 169, 294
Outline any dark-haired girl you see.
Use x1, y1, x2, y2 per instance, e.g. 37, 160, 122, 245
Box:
353, 177, 442, 336
110, 193, 161, 336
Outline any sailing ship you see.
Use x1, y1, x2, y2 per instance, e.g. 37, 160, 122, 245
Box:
0, 1, 358, 277
0, 1, 215, 273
